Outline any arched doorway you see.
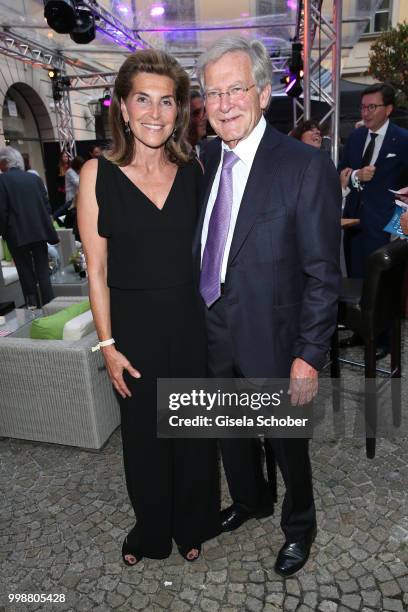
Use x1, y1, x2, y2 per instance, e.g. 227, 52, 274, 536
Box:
2, 83, 54, 183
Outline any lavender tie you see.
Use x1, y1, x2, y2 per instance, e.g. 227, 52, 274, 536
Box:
200, 150, 239, 307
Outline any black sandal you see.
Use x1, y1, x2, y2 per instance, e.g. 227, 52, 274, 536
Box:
177, 544, 202, 562
122, 535, 143, 566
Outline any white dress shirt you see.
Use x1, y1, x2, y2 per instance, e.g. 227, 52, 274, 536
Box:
201, 115, 267, 282
65, 168, 80, 203
351, 119, 389, 190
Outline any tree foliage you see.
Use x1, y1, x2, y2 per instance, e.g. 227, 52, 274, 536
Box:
368, 21, 408, 105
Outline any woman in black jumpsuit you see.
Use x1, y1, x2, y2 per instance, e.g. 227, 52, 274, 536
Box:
78, 50, 220, 563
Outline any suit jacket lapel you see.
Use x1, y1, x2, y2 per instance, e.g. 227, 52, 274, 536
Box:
227, 124, 282, 269
375, 122, 396, 167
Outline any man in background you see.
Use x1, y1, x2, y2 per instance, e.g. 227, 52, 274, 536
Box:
88, 144, 102, 159
0, 147, 58, 308
339, 83, 408, 356
188, 91, 209, 164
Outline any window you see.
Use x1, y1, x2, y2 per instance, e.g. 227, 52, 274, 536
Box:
163, 0, 196, 48
363, 0, 391, 34
257, 0, 287, 16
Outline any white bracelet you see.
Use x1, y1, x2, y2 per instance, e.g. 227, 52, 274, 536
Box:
91, 338, 115, 352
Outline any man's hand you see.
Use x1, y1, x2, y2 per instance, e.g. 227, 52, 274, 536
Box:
340, 167, 352, 190
396, 186, 408, 205
356, 165, 376, 182
289, 358, 318, 406
401, 211, 408, 235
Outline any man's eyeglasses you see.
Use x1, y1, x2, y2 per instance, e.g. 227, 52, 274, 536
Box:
204, 84, 256, 104
360, 103, 386, 113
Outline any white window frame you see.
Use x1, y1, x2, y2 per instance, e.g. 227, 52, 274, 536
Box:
363, 0, 392, 35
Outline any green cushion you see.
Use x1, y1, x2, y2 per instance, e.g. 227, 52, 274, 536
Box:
1, 239, 12, 262
30, 300, 90, 340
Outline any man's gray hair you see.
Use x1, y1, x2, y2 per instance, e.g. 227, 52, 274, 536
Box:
0, 146, 24, 170
196, 36, 273, 95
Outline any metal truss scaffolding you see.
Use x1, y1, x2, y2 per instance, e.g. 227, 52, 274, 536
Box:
82, 0, 144, 52
0, 30, 65, 70
0, 0, 144, 155
0, 30, 77, 156
1, 1, 346, 161
67, 72, 116, 91
295, 0, 342, 164
54, 75, 77, 159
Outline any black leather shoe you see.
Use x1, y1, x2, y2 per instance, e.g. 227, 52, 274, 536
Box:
376, 346, 389, 361
274, 529, 317, 577
220, 504, 253, 532
339, 334, 364, 348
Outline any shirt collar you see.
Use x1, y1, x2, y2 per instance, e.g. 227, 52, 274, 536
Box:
221, 115, 267, 167
369, 119, 389, 137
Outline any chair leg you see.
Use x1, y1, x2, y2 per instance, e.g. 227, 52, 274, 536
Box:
330, 329, 341, 413
365, 337, 377, 459
330, 328, 340, 378
391, 317, 401, 429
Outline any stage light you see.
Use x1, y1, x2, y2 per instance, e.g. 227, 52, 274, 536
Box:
150, 5, 165, 17
70, 4, 95, 44
102, 90, 111, 107
282, 41, 304, 99
44, 0, 76, 34
285, 78, 303, 98
48, 70, 71, 102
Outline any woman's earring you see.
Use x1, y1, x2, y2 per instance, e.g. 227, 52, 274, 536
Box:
172, 128, 177, 139
124, 121, 131, 134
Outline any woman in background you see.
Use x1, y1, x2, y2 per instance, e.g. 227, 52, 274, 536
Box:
56, 150, 70, 208
290, 120, 352, 192
289, 119, 323, 148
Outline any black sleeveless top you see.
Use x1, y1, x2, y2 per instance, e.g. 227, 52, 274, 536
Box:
96, 156, 202, 289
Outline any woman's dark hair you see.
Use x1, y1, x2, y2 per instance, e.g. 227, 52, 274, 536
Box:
289, 120, 322, 141
71, 156, 85, 173
361, 83, 395, 107
58, 150, 70, 176
107, 49, 191, 166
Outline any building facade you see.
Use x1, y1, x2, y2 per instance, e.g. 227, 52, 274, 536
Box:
343, 0, 408, 83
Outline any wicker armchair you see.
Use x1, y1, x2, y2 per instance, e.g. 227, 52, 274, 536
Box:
0, 298, 120, 449
0, 239, 24, 306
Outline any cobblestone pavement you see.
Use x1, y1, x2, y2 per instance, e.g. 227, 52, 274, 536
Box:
1, 344, 407, 612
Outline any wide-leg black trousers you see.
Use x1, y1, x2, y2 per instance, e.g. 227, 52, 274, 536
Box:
111, 283, 221, 559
